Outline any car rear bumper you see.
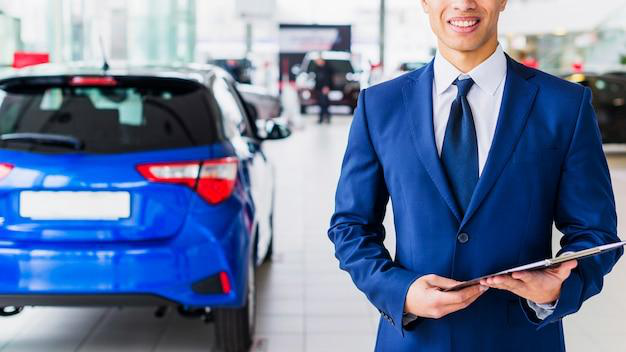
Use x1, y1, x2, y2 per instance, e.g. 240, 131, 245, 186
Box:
0, 207, 252, 308
0, 294, 175, 307
298, 88, 359, 108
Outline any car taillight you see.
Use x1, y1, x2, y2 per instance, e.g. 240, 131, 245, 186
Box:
0, 163, 13, 180
196, 159, 238, 204
136, 158, 238, 204
136, 161, 200, 188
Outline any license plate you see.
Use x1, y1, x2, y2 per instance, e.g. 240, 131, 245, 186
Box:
19, 191, 131, 220
328, 91, 343, 101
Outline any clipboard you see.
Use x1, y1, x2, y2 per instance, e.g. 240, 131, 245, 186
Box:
443, 241, 626, 292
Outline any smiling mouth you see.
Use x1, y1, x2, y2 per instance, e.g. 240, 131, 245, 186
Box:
447, 18, 480, 32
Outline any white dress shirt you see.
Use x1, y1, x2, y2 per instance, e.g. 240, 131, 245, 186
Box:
432, 45, 506, 175
432, 45, 557, 320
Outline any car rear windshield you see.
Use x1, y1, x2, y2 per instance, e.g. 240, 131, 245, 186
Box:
0, 76, 222, 154
307, 59, 354, 73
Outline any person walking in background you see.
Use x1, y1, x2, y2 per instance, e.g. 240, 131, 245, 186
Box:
312, 56, 333, 124
328, 0, 623, 351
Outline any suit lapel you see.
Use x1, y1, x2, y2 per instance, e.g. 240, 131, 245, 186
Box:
459, 56, 539, 228
403, 61, 462, 222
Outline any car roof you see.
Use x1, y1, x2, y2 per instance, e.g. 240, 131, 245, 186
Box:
0, 61, 227, 85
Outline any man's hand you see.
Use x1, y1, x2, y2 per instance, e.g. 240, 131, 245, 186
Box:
404, 274, 488, 319
480, 260, 578, 304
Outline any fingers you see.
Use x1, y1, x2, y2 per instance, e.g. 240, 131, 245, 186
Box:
413, 274, 489, 319
471, 260, 578, 304
550, 260, 577, 272
446, 287, 484, 309
481, 274, 525, 292
547, 260, 578, 279
558, 260, 578, 271
427, 285, 487, 318
511, 270, 533, 282
432, 284, 487, 306
422, 274, 461, 289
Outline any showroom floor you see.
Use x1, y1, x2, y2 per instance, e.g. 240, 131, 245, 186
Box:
0, 116, 625, 352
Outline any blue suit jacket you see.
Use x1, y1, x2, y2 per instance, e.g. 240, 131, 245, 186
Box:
328, 56, 623, 352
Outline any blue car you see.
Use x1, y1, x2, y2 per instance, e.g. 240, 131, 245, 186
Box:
0, 63, 290, 352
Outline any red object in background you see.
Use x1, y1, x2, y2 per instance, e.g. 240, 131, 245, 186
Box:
521, 57, 538, 69
70, 76, 118, 86
572, 61, 584, 73
12, 52, 50, 69
369, 61, 383, 70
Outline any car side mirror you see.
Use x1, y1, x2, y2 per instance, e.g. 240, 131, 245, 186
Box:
257, 118, 291, 140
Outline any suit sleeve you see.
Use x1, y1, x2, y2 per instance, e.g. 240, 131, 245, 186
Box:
327, 89, 421, 335
524, 87, 624, 328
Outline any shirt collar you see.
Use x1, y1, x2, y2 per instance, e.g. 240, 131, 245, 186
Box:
434, 44, 507, 96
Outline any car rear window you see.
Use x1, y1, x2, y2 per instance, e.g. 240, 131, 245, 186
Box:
0, 76, 222, 154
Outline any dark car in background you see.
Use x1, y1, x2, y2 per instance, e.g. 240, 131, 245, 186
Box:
202, 60, 282, 121
607, 71, 626, 77
564, 72, 626, 144
293, 51, 361, 115
207, 58, 254, 84
0, 63, 291, 352
397, 61, 429, 72
385, 60, 430, 82
236, 82, 282, 120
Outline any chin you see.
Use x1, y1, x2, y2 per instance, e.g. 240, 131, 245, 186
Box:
443, 40, 483, 53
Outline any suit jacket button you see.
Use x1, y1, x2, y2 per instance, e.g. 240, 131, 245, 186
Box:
457, 232, 469, 244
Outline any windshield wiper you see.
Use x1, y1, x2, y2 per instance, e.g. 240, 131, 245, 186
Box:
1, 133, 84, 150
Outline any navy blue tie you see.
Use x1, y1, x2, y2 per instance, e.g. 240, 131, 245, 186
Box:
441, 77, 478, 216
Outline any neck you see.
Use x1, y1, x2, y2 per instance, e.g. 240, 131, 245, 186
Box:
438, 37, 499, 73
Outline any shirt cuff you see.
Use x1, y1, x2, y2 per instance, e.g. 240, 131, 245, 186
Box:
527, 299, 558, 320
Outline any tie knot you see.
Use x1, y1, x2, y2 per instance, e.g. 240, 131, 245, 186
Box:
454, 77, 474, 97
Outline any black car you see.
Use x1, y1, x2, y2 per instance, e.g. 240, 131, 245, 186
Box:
294, 51, 361, 115
207, 58, 254, 84
236, 83, 282, 120
564, 72, 626, 144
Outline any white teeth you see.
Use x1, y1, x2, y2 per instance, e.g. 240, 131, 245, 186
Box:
450, 20, 477, 28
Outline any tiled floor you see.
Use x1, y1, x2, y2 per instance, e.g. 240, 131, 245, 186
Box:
0, 116, 625, 351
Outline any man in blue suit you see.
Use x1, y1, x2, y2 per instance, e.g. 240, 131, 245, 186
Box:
327, 0, 623, 351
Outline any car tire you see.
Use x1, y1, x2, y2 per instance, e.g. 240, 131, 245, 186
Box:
214, 256, 256, 352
